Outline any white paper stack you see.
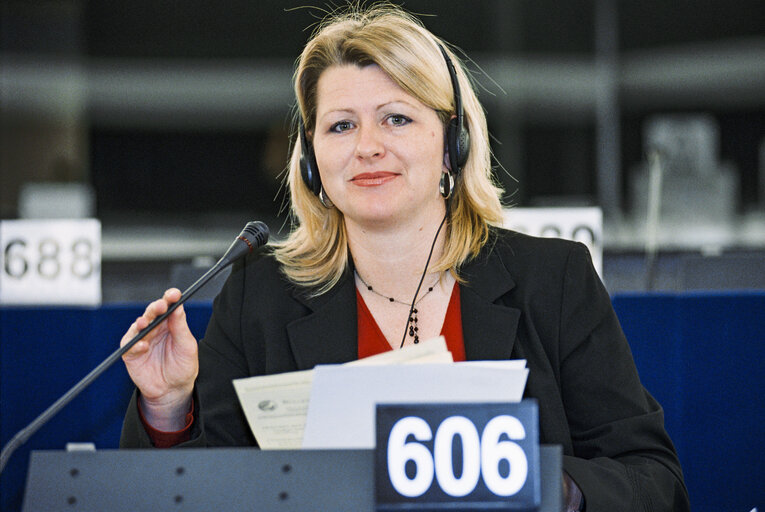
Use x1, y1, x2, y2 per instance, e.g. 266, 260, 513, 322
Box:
232, 336, 528, 450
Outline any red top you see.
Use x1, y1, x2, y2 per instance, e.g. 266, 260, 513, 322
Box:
142, 282, 467, 446
357, 281, 466, 362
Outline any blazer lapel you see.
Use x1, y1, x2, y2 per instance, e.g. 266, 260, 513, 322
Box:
459, 244, 520, 361
286, 270, 358, 370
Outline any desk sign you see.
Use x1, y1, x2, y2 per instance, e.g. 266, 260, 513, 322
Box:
502, 207, 603, 277
0, 219, 101, 305
375, 401, 540, 511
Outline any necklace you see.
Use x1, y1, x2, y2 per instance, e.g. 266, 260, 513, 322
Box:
355, 270, 441, 345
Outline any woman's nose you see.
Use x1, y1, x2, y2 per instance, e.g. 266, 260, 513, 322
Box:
355, 123, 385, 159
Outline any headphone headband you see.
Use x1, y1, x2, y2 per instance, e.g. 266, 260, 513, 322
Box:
438, 44, 464, 132
437, 43, 470, 177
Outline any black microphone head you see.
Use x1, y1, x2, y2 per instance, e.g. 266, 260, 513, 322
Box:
221, 221, 270, 265
240, 221, 270, 248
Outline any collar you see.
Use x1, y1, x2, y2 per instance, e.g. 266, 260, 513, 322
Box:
286, 266, 358, 370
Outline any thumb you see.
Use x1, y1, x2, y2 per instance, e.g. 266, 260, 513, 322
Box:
167, 302, 191, 338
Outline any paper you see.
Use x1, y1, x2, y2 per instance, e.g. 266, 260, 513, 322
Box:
232, 369, 314, 449
233, 336, 451, 449
459, 359, 527, 370
345, 336, 449, 366
301, 363, 529, 449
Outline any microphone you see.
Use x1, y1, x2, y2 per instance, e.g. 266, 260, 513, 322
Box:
0, 221, 269, 473
220, 220, 270, 266
645, 148, 665, 291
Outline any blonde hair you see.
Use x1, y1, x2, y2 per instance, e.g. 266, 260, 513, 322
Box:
273, 4, 505, 294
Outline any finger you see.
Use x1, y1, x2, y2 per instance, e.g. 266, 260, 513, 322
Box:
166, 303, 193, 341
154, 290, 185, 333
120, 320, 141, 348
121, 314, 156, 345
122, 339, 150, 359
163, 288, 182, 304
120, 318, 151, 358
144, 297, 170, 321
130, 298, 170, 348
168, 300, 186, 323
132, 314, 160, 338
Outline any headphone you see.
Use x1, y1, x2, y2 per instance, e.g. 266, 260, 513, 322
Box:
299, 42, 470, 196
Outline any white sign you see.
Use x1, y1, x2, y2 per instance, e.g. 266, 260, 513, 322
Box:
503, 207, 603, 277
0, 219, 101, 305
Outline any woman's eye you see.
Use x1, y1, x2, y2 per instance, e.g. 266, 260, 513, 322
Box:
330, 121, 353, 133
388, 114, 411, 126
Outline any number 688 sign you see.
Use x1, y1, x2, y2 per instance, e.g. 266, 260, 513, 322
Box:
375, 401, 540, 511
0, 219, 101, 305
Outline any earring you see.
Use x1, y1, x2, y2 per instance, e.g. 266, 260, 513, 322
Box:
319, 186, 334, 208
439, 171, 454, 199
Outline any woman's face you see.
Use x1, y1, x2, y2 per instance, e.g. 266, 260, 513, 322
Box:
311, 64, 447, 230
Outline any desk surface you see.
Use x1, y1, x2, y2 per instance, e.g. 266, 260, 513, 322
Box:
22, 447, 562, 511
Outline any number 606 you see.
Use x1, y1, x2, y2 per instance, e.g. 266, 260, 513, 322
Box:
386, 414, 528, 498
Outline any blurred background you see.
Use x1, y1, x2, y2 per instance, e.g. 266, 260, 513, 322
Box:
2, 3, 764, 511
2, 0, 765, 300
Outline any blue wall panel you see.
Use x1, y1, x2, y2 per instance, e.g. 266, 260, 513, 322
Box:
0, 303, 213, 512
613, 292, 765, 512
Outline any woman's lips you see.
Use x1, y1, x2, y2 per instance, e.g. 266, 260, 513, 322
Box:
350, 172, 399, 186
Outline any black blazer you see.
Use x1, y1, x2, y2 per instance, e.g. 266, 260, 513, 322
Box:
122, 229, 689, 511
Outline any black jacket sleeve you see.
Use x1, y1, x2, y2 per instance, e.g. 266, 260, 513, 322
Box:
556, 243, 689, 511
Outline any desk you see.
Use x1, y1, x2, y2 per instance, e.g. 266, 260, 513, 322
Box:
2, 294, 764, 512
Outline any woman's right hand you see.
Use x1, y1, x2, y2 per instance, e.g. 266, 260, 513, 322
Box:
120, 288, 199, 431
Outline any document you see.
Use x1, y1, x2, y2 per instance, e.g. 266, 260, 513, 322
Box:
233, 336, 451, 449
232, 369, 314, 449
301, 363, 529, 449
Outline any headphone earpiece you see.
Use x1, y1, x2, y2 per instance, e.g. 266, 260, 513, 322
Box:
438, 44, 470, 177
299, 121, 322, 196
446, 115, 470, 174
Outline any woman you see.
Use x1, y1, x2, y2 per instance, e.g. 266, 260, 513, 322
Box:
120, 5, 689, 511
